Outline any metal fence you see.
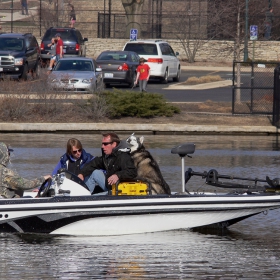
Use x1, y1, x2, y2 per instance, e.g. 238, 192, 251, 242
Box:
232, 62, 277, 115
273, 66, 280, 128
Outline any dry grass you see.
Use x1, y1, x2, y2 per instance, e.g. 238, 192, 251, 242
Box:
0, 77, 109, 122
182, 75, 223, 85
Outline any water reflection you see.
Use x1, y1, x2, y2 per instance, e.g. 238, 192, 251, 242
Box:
1, 133, 280, 279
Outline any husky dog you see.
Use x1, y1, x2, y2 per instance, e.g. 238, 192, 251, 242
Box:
126, 133, 171, 195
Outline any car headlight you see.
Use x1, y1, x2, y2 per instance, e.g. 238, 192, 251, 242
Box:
14, 58, 24, 65
82, 78, 93, 84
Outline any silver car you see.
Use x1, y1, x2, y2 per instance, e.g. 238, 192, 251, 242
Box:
48, 57, 103, 92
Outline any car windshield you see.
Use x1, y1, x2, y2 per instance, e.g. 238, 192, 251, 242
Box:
98, 53, 128, 61
0, 38, 24, 51
55, 60, 93, 71
124, 43, 158, 55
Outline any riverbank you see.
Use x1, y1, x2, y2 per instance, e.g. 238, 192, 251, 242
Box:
0, 102, 276, 135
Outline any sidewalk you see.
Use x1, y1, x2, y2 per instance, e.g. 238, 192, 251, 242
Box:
0, 8, 36, 22
166, 65, 233, 90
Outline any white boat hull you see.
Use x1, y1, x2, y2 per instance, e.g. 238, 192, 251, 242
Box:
0, 194, 280, 236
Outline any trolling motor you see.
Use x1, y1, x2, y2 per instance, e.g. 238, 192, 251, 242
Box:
171, 143, 196, 193
185, 168, 280, 192
171, 143, 280, 193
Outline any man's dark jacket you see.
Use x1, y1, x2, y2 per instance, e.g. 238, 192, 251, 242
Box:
80, 144, 137, 187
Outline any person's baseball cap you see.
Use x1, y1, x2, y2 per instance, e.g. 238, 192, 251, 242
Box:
55, 33, 61, 37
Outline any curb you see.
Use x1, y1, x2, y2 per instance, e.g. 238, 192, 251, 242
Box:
0, 123, 278, 135
181, 66, 232, 71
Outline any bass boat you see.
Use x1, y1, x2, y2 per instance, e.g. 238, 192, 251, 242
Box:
1, 143, 280, 236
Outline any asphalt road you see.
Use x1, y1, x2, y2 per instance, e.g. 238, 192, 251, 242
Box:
108, 69, 234, 103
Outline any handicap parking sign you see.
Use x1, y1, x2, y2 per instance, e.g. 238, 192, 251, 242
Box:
250, 25, 258, 40
130, 29, 138, 41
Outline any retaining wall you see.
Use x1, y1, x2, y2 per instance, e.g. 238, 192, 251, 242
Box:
84, 38, 280, 62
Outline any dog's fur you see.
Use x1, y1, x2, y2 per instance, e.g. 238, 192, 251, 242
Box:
126, 133, 171, 195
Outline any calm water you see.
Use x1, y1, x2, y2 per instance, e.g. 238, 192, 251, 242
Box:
1, 133, 280, 279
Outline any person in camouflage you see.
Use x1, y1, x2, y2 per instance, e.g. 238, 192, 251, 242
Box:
0, 142, 51, 198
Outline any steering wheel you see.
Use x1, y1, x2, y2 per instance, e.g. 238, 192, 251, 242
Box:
37, 178, 52, 197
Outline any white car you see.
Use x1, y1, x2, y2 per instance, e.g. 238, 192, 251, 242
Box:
48, 57, 103, 93
123, 39, 181, 84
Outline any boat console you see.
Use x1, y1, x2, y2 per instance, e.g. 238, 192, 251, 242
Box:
37, 169, 91, 197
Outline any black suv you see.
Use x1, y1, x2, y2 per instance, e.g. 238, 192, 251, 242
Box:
40, 27, 88, 65
0, 33, 40, 80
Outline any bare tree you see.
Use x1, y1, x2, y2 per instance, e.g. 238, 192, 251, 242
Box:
30, 1, 69, 32
169, 0, 215, 63
121, 0, 145, 38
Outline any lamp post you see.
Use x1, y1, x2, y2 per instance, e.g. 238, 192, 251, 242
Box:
40, 0, 42, 36
10, 0, 13, 33
243, 0, 249, 62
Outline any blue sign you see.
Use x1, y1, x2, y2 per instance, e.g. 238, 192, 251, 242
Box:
130, 29, 138, 41
250, 25, 258, 40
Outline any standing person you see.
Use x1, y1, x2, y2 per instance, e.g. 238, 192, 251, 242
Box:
69, 4, 76, 28
264, 7, 274, 40
55, 33, 64, 62
134, 57, 150, 92
78, 132, 137, 194
47, 37, 57, 72
0, 142, 51, 198
52, 138, 96, 176
20, 0, 28, 15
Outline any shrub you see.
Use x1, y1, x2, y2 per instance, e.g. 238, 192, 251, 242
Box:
0, 94, 31, 121
102, 89, 180, 118
75, 91, 110, 121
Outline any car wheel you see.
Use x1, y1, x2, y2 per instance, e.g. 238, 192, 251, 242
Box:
20, 64, 28, 81
129, 72, 136, 88
105, 83, 111, 88
161, 69, 168, 84
32, 61, 40, 79
173, 67, 181, 82
40, 59, 48, 68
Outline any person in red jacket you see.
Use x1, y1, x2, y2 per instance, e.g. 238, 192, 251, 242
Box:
55, 33, 64, 62
135, 57, 150, 92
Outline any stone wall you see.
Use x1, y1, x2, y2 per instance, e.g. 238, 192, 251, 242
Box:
85, 38, 280, 62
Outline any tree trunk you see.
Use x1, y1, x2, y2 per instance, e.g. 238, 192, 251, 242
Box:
121, 0, 145, 38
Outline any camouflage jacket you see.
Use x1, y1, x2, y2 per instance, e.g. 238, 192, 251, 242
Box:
0, 166, 45, 198
0, 142, 45, 198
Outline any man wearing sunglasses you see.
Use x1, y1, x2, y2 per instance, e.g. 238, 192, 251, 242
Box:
52, 138, 97, 177
78, 132, 137, 194
0, 142, 51, 198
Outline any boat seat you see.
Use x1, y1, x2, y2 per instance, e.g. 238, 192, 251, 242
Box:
171, 143, 195, 157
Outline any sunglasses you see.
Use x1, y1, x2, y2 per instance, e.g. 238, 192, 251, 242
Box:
102, 142, 113, 146
72, 149, 82, 154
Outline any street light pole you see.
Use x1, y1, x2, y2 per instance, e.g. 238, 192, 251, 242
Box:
243, 0, 249, 62
10, 0, 13, 33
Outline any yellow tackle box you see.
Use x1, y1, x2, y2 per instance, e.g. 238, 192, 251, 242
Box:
112, 180, 151, 196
